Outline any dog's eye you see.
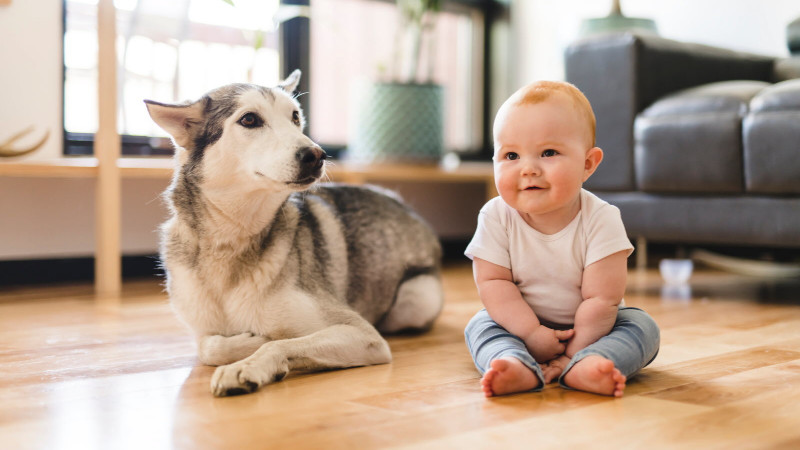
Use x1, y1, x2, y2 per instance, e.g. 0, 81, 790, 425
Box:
238, 112, 263, 128
292, 111, 301, 126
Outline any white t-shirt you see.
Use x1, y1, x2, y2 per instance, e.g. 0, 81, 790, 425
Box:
464, 189, 634, 326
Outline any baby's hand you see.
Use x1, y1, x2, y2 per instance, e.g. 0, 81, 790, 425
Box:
524, 325, 574, 363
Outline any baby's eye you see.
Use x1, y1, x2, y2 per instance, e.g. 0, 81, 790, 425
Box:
505, 152, 519, 161
542, 149, 558, 157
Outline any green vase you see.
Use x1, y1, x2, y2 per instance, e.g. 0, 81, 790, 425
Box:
349, 83, 444, 163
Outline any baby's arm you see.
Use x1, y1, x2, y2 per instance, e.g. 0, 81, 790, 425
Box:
564, 250, 629, 358
473, 257, 572, 362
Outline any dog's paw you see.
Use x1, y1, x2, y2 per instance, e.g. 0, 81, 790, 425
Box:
210, 356, 289, 397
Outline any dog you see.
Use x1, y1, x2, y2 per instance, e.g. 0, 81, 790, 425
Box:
144, 70, 443, 397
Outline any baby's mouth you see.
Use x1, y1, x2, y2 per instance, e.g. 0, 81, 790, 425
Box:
524, 186, 543, 190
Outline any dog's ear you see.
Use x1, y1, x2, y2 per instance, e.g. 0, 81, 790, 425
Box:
278, 69, 302, 93
144, 99, 206, 149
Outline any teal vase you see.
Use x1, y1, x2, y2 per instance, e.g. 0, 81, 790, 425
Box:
349, 83, 444, 163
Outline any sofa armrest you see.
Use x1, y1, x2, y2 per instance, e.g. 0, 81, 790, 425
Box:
565, 32, 775, 191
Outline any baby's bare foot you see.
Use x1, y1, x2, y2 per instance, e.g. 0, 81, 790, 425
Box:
480, 357, 540, 397
562, 355, 626, 397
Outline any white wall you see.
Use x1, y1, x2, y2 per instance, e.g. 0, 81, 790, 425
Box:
0, 0, 63, 160
0, 176, 482, 260
0, 177, 170, 259
513, 0, 800, 85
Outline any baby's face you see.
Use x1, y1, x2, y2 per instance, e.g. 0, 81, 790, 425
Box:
492, 93, 596, 229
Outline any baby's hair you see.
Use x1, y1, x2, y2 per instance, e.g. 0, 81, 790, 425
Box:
511, 81, 596, 147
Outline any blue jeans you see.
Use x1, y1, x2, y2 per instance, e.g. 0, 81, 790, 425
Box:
464, 307, 660, 391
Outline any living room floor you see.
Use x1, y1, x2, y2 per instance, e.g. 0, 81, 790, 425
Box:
2, 261, 800, 449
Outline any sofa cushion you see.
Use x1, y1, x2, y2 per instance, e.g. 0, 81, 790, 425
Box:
634, 81, 769, 193
598, 192, 800, 247
743, 79, 800, 194
773, 57, 800, 82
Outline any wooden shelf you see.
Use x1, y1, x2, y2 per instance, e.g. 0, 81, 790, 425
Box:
0, 157, 495, 186
0, 157, 99, 178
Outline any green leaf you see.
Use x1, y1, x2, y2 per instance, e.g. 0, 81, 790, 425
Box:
220, 0, 235, 6
426, 0, 441, 12
254, 30, 264, 51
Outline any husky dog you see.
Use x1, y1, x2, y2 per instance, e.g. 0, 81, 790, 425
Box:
145, 71, 443, 397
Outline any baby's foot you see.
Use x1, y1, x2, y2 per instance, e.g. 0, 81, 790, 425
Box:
562, 355, 626, 397
480, 357, 541, 397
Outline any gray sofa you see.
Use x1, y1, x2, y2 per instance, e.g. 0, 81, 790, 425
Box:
565, 32, 800, 250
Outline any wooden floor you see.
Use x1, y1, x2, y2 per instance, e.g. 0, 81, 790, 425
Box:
2, 262, 800, 449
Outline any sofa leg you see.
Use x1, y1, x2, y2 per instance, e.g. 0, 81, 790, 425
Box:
636, 236, 648, 272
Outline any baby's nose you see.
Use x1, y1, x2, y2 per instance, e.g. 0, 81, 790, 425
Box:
520, 158, 540, 175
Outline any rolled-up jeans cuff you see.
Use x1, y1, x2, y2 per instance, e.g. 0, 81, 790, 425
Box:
504, 350, 546, 392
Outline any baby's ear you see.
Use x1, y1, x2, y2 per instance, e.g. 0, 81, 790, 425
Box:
583, 147, 603, 182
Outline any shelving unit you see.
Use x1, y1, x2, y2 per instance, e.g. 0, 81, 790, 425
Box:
1, 0, 496, 303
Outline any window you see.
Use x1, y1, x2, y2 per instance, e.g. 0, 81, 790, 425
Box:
309, 0, 487, 155
62, 0, 503, 158
64, 0, 283, 155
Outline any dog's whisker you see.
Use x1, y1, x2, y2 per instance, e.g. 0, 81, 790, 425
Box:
145, 194, 162, 206
320, 171, 333, 184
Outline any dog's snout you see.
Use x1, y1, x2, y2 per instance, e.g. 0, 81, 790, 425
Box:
296, 146, 327, 168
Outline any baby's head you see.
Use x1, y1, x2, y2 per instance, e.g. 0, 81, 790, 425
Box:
492, 81, 603, 228
494, 80, 596, 151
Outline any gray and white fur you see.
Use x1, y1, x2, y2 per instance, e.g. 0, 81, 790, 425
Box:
145, 71, 443, 397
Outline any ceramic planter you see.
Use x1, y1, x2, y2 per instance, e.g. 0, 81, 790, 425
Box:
349, 83, 443, 163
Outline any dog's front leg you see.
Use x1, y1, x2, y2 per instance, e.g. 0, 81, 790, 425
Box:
210, 314, 391, 397
197, 333, 269, 366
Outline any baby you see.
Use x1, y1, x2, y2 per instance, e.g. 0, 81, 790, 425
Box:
464, 80, 660, 397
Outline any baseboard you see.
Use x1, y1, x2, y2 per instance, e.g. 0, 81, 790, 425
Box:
0, 255, 164, 287
0, 242, 472, 287
440, 239, 470, 263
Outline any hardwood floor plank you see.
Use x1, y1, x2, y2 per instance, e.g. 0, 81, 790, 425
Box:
642, 359, 800, 407
403, 396, 714, 449
637, 373, 800, 448
626, 347, 800, 397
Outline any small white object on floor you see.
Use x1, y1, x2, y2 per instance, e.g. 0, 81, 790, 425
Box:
659, 258, 693, 284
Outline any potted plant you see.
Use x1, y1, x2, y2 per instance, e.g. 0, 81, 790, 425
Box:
349, 0, 444, 163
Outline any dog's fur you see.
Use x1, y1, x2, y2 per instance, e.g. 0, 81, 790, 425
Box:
145, 71, 443, 396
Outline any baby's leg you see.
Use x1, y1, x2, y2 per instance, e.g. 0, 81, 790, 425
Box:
465, 309, 545, 396
559, 307, 660, 397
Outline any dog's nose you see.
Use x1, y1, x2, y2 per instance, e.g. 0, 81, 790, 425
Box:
296, 146, 327, 168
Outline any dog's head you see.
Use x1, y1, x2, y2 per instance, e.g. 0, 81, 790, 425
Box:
144, 70, 326, 192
